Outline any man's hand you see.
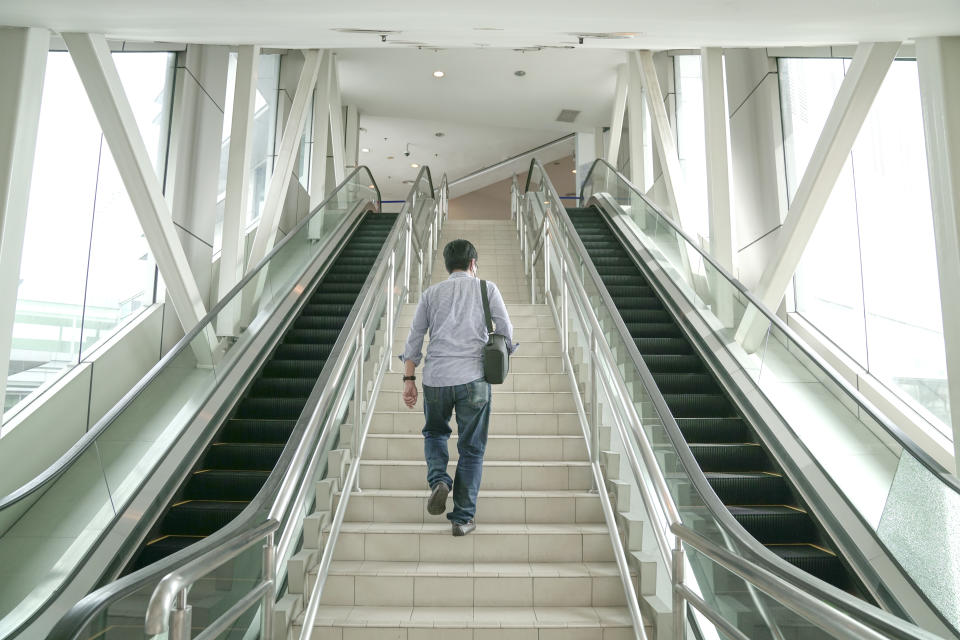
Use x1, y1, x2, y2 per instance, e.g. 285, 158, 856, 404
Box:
402, 380, 418, 408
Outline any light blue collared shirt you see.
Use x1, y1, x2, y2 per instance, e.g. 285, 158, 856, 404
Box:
400, 271, 516, 387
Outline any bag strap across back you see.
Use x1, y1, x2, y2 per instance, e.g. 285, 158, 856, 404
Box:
480, 279, 494, 335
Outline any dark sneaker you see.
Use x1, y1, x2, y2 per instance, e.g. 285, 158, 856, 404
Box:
427, 483, 450, 515
452, 520, 476, 537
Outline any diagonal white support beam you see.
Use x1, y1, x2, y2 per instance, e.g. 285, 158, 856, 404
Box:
735, 42, 899, 350
701, 47, 734, 273
63, 33, 213, 358
309, 52, 332, 209
607, 64, 628, 164
634, 50, 688, 228
0, 27, 48, 409
216, 44, 260, 337
917, 36, 960, 472
246, 49, 322, 273
329, 58, 346, 184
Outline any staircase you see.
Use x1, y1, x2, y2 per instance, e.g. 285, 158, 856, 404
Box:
299, 218, 639, 639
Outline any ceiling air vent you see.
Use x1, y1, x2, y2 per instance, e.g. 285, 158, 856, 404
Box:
556, 109, 580, 123
333, 28, 401, 34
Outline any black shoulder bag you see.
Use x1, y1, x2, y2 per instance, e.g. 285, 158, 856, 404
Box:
480, 280, 510, 384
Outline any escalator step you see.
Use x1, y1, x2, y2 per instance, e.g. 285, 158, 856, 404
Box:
690, 443, 771, 472
301, 303, 355, 316
596, 265, 638, 276
768, 545, 847, 586
728, 506, 816, 544
293, 316, 346, 331
642, 354, 705, 373
162, 501, 247, 535
134, 536, 203, 570
663, 393, 736, 418
283, 328, 343, 344
234, 396, 311, 419
250, 377, 318, 398
706, 472, 792, 504
627, 323, 683, 339
607, 284, 656, 298
184, 470, 269, 500
219, 419, 297, 443
652, 372, 717, 394
273, 343, 334, 361
201, 442, 286, 470
675, 418, 751, 443
611, 297, 664, 311
262, 359, 326, 378
313, 281, 364, 294
309, 292, 360, 305
620, 309, 674, 324
635, 337, 692, 355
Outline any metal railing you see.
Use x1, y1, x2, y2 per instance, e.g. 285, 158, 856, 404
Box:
515, 157, 943, 640
46, 167, 447, 640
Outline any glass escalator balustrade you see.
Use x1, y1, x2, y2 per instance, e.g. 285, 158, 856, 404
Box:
127, 213, 397, 571
565, 207, 864, 597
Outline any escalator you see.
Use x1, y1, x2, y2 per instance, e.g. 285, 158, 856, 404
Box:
126, 211, 398, 572
565, 206, 866, 597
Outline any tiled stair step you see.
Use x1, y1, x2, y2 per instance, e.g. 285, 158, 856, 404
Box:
376, 390, 576, 412
297, 605, 637, 640
314, 561, 630, 607
326, 522, 615, 563
334, 489, 602, 524
358, 460, 593, 491
370, 411, 582, 436
364, 434, 587, 461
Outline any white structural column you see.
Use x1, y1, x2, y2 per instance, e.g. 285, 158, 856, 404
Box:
917, 36, 960, 471
574, 131, 597, 194
345, 105, 360, 169
0, 27, 48, 407
701, 47, 734, 272
216, 45, 260, 336
606, 64, 629, 164
634, 50, 688, 228
63, 33, 212, 354
735, 41, 899, 350
626, 58, 648, 191
329, 58, 346, 184
309, 53, 333, 209
246, 49, 322, 273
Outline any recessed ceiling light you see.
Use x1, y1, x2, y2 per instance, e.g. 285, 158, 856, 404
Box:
387, 155, 394, 159
435, 132, 445, 137
514, 70, 526, 77
433, 70, 445, 78
361, 147, 370, 153
411, 163, 419, 168
571, 169, 577, 173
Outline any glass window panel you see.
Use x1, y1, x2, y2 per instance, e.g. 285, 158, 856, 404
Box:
853, 61, 950, 430
5, 51, 173, 417
214, 52, 281, 252
674, 54, 709, 245
780, 57, 950, 438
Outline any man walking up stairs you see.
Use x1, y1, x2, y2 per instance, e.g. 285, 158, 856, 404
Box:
303, 219, 637, 639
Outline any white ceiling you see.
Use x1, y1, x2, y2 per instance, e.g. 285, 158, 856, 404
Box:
2, 0, 958, 48
342, 48, 621, 200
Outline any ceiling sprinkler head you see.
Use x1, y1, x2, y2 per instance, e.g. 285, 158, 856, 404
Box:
381, 34, 387, 43
578, 36, 584, 44
514, 70, 526, 77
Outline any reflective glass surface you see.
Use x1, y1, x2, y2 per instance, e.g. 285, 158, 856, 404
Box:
5, 52, 174, 417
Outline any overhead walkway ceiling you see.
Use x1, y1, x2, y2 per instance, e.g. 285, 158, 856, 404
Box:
1, 0, 958, 47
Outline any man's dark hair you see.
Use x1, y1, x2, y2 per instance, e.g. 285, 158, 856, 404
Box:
443, 239, 478, 273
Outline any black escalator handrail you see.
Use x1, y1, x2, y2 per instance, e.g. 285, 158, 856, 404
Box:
0, 165, 381, 513
51, 190, 407, 640
580, 157, 960, 493
525, 158, 940, 640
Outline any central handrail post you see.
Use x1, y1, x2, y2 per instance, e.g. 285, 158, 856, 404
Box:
353, 327, 364, 493
590, 334, 600, 468
544, 217, 552, 305
169, 589, 191, 640
261, 532, 276, 640
673, 538, 687, 640
561, 261, 568, 373
404, 214, 412, 303
387, 251, 396, 373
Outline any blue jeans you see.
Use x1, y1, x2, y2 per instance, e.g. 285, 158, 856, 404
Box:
422, 378, 491, 524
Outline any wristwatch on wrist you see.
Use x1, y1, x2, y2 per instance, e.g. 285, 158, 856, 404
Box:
402, 375, 416, 381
